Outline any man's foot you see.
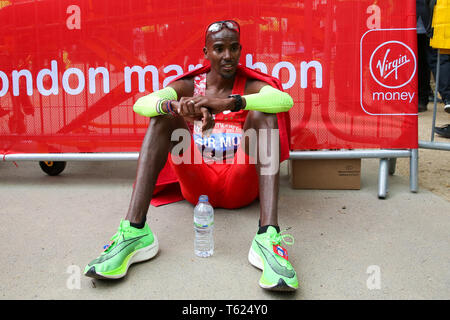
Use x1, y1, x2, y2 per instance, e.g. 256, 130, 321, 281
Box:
84, 219, 159, 279
248, 226, 298, 291
435, 124, 450, 138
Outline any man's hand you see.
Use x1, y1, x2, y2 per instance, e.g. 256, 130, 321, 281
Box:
175, 96, 233, 117
171, 98, 216, 132
199, 106, 214, 132
188, 96, 234, 115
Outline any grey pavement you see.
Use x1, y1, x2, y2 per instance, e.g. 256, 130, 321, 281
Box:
0, 159, 449, 300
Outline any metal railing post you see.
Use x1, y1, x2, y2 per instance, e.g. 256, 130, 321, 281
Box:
410, 148, 418, 193
378, 158, 389, 199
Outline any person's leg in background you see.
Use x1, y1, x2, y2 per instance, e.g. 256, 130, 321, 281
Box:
428, 48, 450, 138
427, 47, 450, 108
438, 53, 450, 113
417, 33, 432, 112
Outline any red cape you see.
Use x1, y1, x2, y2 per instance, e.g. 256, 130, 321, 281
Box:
149, 64, 291, 206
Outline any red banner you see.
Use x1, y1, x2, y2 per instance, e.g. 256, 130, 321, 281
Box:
0, 0, 418, 154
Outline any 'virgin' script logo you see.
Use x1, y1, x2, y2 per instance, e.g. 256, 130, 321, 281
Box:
369, 41, 416, 89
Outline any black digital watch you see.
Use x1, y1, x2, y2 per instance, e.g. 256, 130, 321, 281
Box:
228, 94, 243, 112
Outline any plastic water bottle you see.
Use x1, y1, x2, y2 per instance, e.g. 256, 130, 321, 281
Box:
194, 195, 214, 257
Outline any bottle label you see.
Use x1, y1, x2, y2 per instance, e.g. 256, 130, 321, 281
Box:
194, 219, 214, 228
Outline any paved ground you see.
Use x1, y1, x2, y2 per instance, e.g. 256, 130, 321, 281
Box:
0, 157, 449, 300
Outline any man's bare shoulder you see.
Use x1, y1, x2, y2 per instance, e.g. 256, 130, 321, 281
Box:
244, 79, 272, 95
168, 76, 195, 99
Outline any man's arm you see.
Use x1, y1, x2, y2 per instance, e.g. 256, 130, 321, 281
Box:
132, 78, 214, 131
132, 86, 178, 117
132, 78, 194, 117
189, 79, 293, 114
240, 79, 293, 113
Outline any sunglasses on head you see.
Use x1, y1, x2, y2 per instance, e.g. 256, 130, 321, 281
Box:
206, 20, 240, 36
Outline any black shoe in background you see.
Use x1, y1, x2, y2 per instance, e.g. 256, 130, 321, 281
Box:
444, 100, 450, 114
435, 124, 450, 138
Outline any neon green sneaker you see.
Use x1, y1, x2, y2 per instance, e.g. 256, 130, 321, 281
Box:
248, 226, 298, 291
84, 219, 159, 279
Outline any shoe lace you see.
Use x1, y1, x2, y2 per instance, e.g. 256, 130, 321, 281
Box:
102, 223, 126, 252
270, 227, 295, 247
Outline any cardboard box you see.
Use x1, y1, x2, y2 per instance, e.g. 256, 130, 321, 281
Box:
289, 159, 361, 190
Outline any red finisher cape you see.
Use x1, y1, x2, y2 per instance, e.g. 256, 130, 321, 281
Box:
149, 64, 291, 207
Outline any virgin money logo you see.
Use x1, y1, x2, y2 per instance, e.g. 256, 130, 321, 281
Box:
369, 41, 416, 89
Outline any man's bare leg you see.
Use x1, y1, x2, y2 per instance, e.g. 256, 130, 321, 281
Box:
125, 115, 188, 225
84, 115, 190, 280
244, 112, 299, 291
243, 111, 280, 228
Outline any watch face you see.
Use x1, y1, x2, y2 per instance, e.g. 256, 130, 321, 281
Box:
230, 95, 242, 112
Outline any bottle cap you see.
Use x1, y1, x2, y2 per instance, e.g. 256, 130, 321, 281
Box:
199, 195, 209, 202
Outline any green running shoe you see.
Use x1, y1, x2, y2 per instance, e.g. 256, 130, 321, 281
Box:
84, 219, 159, 279
248, 226, 298, 291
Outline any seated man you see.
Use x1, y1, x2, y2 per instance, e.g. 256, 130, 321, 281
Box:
84, 20, 299, 291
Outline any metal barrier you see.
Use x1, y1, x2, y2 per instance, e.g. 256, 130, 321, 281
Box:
0, 1, 421, 201
289, 149, 418, 199
3, 148, 419, 200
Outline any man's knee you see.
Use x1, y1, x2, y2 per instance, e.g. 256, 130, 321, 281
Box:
144, 116, 190, 152
241, 112, 280, 161
246, 111, 278, 130
149, 115, 174, 131
148, 115, 189, 135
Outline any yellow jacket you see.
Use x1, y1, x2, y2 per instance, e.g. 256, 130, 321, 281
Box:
430, 0, 450, 53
